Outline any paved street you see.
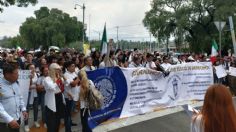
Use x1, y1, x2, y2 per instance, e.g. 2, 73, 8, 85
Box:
20, 109, 82, 132
19, 97, 236, 132
110, 97, 236, 132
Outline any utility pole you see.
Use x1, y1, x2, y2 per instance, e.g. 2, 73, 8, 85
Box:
89, 14, 91, 43
75, 3, 85, 45
93, 30, 101, 41
82, 4, 85, 45
116, 26, 119, 49
149, 32, 152, 52
229, 16, 236, 55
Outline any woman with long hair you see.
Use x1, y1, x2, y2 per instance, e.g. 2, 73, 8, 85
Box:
43, 63, 66, 132
79, 70, 95, 132
191, 84, 236, 132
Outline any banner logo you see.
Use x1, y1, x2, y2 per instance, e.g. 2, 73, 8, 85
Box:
168, 75, 181, 101
94, 76, 116, 109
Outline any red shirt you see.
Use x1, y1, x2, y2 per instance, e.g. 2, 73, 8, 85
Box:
56, 79, 64, 93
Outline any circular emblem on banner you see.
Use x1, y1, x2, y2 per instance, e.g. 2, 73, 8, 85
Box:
94, 76, 116, 109
167, 74, 181, 101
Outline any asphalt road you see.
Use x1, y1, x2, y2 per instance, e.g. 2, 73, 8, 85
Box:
20, 97, 236, 132
111, 97, 236, 132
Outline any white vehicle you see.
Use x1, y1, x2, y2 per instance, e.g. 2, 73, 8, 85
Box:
48, 46, 60, 54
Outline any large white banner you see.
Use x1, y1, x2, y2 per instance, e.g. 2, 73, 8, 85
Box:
87, 62, 213, 128
120, 62, 213, 117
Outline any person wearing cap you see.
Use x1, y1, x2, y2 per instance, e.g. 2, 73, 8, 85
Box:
43, 63, 66, 132
0, 63, 28, 132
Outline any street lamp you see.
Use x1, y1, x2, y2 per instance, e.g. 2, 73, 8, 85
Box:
74, 3, 85, 46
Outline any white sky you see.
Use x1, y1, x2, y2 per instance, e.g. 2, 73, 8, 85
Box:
0, 0, 155, 41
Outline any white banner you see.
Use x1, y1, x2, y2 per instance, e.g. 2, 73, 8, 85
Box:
87, 62, 214, 128
120, 62, 213, 118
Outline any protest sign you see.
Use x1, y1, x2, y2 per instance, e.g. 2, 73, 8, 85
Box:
215, 65, 227, 78
86, 62, 213, 129
229, 67, 236, 77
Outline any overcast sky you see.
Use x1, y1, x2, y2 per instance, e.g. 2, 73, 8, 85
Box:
0, 0, 155, 41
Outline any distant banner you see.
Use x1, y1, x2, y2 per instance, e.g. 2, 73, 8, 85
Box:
0, 70, 31, 107
87, 62, 213, 129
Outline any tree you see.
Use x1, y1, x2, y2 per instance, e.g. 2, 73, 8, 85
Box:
20, 7, 84, 49
143, 0, 236, 53
0, 0, 37, 12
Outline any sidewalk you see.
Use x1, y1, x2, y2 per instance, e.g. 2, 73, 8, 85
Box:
20, 108, 82, 132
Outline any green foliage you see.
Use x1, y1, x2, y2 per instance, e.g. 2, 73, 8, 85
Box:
0, 36, 12, 47
0, 0, 37, 12
143, 0, 236, 53
0, 36, 25, 48
19, 7, 84, 49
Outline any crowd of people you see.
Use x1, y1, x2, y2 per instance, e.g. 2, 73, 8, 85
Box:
1, 39, 236, 132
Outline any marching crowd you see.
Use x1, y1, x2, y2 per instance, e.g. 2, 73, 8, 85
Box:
1, 39, 236, 132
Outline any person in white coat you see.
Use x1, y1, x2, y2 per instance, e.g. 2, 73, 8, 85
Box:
24, 63, 39, 131
36, 66, 49, 128
43, 63, 66, 132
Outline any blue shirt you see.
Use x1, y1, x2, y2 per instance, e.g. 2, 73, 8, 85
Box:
0, 77, 26, 123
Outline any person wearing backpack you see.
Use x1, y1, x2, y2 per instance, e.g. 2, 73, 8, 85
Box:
78, 70, 103, 132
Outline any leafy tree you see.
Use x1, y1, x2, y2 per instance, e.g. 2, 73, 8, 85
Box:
0, 0, 37, 12
0, 36, 12, 47
20, 7, 84, 49
143, 0, 236, 53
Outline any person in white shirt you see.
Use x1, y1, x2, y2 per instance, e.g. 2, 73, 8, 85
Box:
82, 56, 96, 71
64, 61, 80, 131
36, 66, 49, 128
0, 63, 28, 132
129, 56, 143, 68
143, 53, 156, 70
43, 63, 66, 132
99, 54, 106, 68
99, 39, 117, 68
161, 56, 171, 71
24, 63, 39, 131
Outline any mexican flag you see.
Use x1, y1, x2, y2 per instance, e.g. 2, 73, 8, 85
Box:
100, 24, 107, 55
210, 40, 218, 63
16, 45, 23, 53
